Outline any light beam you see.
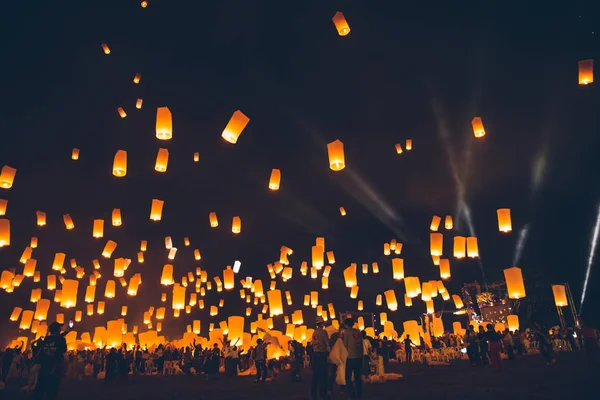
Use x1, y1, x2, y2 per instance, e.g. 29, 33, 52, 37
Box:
580, 203, 600, 311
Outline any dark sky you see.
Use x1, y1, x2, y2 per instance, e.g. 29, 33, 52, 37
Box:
0, 0, 599, 342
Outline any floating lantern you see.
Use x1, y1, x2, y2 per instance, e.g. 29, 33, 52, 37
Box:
268, 290, 283, 316
507, 315, 519, 332
141, 1, 148, 8
155, 148, 169, 172
405, 139, 413, 151
383, 243, 390, 255
466, 237, 479, 258
321, 277, 329, 289
552, 285, 568, 307
269, 169, 281, 190
102, 240, 117, 258
133, 73, 142, 84
384, 290, 398, 311
63, 214, 75, 230
71, 148, 80, 160
426, 300, 434, 314
421, 282, 432, 301
471, 117, 485, 138
452, 294, 464, 309
223, 266, 234, 290
497, 208, 512, 233
439, 259, 451, 279
372, 262, 379, 274
404, 277, 421, 298
150, 199, 164, 221
432, 318, 444, 337
0, 219, 10, 247
444, 216, 453, 230
310, 291, 319, 308
161, 264, 174, 285
36, 211, 46, 226
104, 280, 116, 298
111, 209, 122, 226
327, 139, 345, 171
430, 216, 441, 231
312, 246, 324, 268
331, 11, 350, 36
10, 307, 23, 321
453, 236, 466, 258
20, 310, 34, 330
85, 285, 96, 303
232, 216, 241, 234
430, 233, 443, 256
156, 107, 173, 140
504, 267, 526, 299
0, 199, 6, 216
193, 249, 201, 260
0, 166, 16, 189
350, 286, 359, 299
168, 247, 177, 260
93, 219, 104, 238
30, 288, 42, 303
222, 110, 250, 144
343, 264, 357, 287
395, 144, 403, 154
432, 255, 440, 266
46, 275, 56, 291
404, 294, 412, 307
23, 258, 37, 277
136, 98, 143, 109
60, 280, 79, 308
210, 306, 218, 316
326, 251, 335, 264
112, 150, 127, 177
34, 299, 50, 321
117, 107, 127, 118
52, 253, 66, 271
101, 43, 110, 54
578, 59, 594, 85
172, 284, 186, 310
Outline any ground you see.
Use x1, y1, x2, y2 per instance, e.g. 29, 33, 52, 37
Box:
3, 353, 598, 399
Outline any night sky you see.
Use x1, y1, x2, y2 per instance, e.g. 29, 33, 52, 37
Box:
1, 1, 599, 343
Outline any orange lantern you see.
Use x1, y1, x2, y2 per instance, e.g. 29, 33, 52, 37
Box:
23, 258, 37, 277
312, 246, 324, 268
232, 216, 241, 234
97, 301, 105, 315
34, 299, 50, 321
85, 285, 96, 303
0, 199, 6, 216
102, 240, 117, 258
430, 216, 441, 231
395, 144, 403, 154
101, 43, 110, 54
350, 286, 359, 299
331, 12, 350, 36
439, 259, 451, 279
222, 110, 250, 144
93, 219, 104, 238
269, 169, 281, 190
507, 315, 519, 332
133, 73, 142, 84
117, 107, 127, 118
327, 139, 345, 171
404, 276, 421, 298
136, 98, 143, 109
391, 258, 404, 280
0, 219, 10, 247
104, 280, 116, 298
578, 59, 594, 85
112, 150, 127, 177
172, 284, 186, 310
504, 267, 526, 299
497, 208, 512, 233
444, 216, 453, 230
453, 236, 466, 258
161, 264, 174, 285
156, 107, 173, 140
430, 233, 443, 256
404, 294, 412, 307
552, 284, 568, 307
52, 253, 66, 271
71, 148, 80, 160
150, 199, 164, 221
0, 166, 16, 189
36, 211, 46, 226
155, 148, 169, 172
471, 117, 485, 138
223, 266, 234, 290
20, 310, 35, 330
384, 290, 398, 311
63, 214, 75, 230
343, 264, 357, 287
60, 280, 79, 308
267, 290, 283, 316
339, 207, 346, 216
466, 237, 479, 258
452, 294, 464, 309
112, 209, 122, 226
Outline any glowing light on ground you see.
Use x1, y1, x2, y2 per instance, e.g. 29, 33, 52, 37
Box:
580, 203, 600, 311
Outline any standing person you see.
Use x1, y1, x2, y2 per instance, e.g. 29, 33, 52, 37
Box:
403, 335, 414, 364
533, 323, 556, 365
34, 322, 67, 400
361, 331, 372, 380
310, 316, 330, 400
477, 326, 489, 366
342, 318, 363, 399
580, 316, 598, 365
485, 324, 503, 370
253, 339, 268, 383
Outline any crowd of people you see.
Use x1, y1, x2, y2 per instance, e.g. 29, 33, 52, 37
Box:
1, 317, 598, 400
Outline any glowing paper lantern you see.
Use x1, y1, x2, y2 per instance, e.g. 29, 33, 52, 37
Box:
497, 209, 512, 233
331, 11, 350, 36
439, 259, 451, 279
112, 150, 127, 177
507, 315, 519, 332
172, 284, 186, 310
504, 267, 526, 299
421, 282, 432, 301
117, 107, 127, 118
384, 289, 398, 311
101, 43, 110, 54
155, 148, 169, 172
430, 233, 443, 256
232, 216, 241, 234
395, 144, 403, 154
0, 199, 6, 216
133, 73, 142, 84
578, 59, 594, 85
444, 216, 453, 230
34, 299, 50, 321
222, 110, 250, 144
350, 286, 359, 299
339, 207, 346, 216
161, 264, 174, 285
383, 243, 390, 255
93, 219, 104, 238
30, 288, 42, 303
453, 236, 466, 258
0, 219, 9, 247
404, 294, 412, 307
425, 300, 434, 314
20, 310, 34, 330
432, 318, 444, 337
552, 285, 568, 307
310, 291, 319, 308
0, 166, 16, 189
327, 139, 345, 171
430, 216, 441, 231
269, 169, 281, 190
104, 280, 116, 298
23, 258, 37, 277
466, 237, 479, 258
60, 280, 79, 308
452, 294, 464, 309
223, 266, 235, 290
268, 290, 283, 316
312, 246, 324, 268
471, 117, 485, 138
406, 139, 413, 150
150, 199, 164, 221
102, 240, 117, 258
404, 277, 421, 298
63, 214, 75, 230
343, 264, 357, 287
155, 107, 173, 140
47, 275, 56, 291
136, 98, 143, 109
85, 285, 96, 303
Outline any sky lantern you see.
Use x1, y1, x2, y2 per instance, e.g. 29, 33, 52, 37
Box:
63, 214, 75, 230
0, 166, 16, 189
155, 107, 173, 140
141, 1, 148, 8
193, 320, 201, 334
210, 306, 218, 316
310, 291, 319, 308
0, 270, 14, 289
101, 43, 110, 54
344, 264, 357, 287
112, 150, 127, 177
404, 294, 412, 307
133, 73, 142, 84
137, 252, 144, 263
231, 216, 241, 234
20, 310, 34, 330
383, 289, 398, 311
85, 285, 96, 303
552, 285, 568, 307
10, 307, 23, 322
452, 294, 464, 309
93, 219, 104, 238
331, 11, 350, 36
30, 288, 42, 303
71, 148, 80, 160
136, 98, 143, 109
269, 169, 281, 190
432, 318, 444, 337
466, 237, 479, 258
222, 110, 250, 144
425, 300, 434, 314
321, 277, 329, 289
23, 258, 37, 277
504, 267, 526, 299
193, 152, 200, 162
0, 219, 10, 247
578, 59, 594, 85
60, 280, 79, 308
312, 246, 324, 268
383, 243, 390, 255
155, 148, 169, 172
431, 255, 440, 266
102, 240, 117, 258
453, 236, 466, 258
405, 139, 413, 150
497, 208, 512, 232
395, 144, 403, 154
111, 209, 122, 226
471, 117, 485, 138
34, 299, 50, 321
161, 264, 174, 285
150, 199, 164, 221
430, 216, 441, 231
350, 286, 359, 299
113, 258, 126, 277
268, 290, 283, 316
316, 237, 325, 249
444, 216, 453, 230
372, 262, 380, 274
35, 211, 46, 227
46, 275, 56, 291
194, 249, 201, 260
326, 251, 336, 264
404, 276, 421, 298
168, 248, 177, 260
117, 107, 127, 118
104, 280, 116, 298
507, 315, 519, 332
223, 266, 235, 290
0, 199, 7, 216
172, 284, 186, 310
439, 259, 451, 279
52, 253, 66, 271
421, 282, 433, 301
430, 233, 443, 256
208, 212, 219, 228
53, 290, 61, 304
327, 139, 345, 171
